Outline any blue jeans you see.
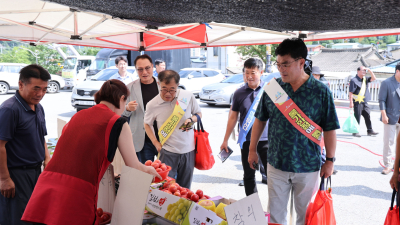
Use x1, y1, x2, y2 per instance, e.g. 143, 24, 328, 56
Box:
137, 141, 158, 164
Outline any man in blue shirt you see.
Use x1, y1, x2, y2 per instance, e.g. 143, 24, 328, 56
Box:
379, 63, 400, 175
153, 58, 166, 77
109, 56, 135, 85
248, 38, 340, 225
0, 64, 51, 225
220, 58, 268, 196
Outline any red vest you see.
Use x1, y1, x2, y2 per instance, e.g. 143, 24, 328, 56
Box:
22, 104, 120, 225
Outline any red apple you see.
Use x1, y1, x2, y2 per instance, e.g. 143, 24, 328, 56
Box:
156, 168, 162, 172
196, 190, 203, 199
161, 163, 166, 167
187, 191, 194, 198
154, 159, 161, 164
163, 182, 169, 189
145, 160, 152, 166
96, 208, 103, 217
181, 194, 188, 199
174, 191, 181, 197
181, 190, 188, 196
169, 185, 177, 194
151, 162, 160, 169
204, 195, 210, 199
191, 194, 199, 202
160, 165, 167, 171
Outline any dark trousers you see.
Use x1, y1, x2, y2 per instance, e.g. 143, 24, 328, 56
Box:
0, 164, 41, 225
159, 149, 195, 189
241, 141, 268, 196
137, 141, 158, 164
354, 101, 373, 132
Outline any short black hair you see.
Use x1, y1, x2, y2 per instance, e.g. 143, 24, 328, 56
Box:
134, 54, 152, 66
155, 59, 165, 66
275, 38, 307, 60
243, 58, 264, 72
115, 56, 128, 65
158, 70, 180, 84
396, 63, 400, 72
19, 64, 51, 84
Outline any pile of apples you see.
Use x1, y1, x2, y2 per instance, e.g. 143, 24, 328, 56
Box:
160, 182, 209, 203
145, 159, 168, 172
96, 208, 111, 224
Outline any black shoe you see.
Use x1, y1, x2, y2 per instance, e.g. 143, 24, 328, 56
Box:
352, 133, 361, 137
262, 179, 268, 185
367, 131, 379, 136
238, 181, 244, 186
333, 170, 338, 175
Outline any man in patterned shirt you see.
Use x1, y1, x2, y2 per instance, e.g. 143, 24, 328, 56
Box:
248, 38, 340, 225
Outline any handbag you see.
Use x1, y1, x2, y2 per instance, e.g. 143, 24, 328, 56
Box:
305, 176, 336, 225
193, 114, 215, 170
342, 109, 360, 133
384, 188, 400, 225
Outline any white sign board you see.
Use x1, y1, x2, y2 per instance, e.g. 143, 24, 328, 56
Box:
224, 193, 267, 225
111, 165, 153, 225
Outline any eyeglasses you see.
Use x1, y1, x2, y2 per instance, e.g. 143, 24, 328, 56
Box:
160, 89, 177, 94
137, 66, 152, 73
274, 58, 302, 70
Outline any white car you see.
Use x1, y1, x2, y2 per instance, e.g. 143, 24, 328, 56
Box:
71, 66, 137, 111
0, 63, 65, 94
178, 68, 225, 97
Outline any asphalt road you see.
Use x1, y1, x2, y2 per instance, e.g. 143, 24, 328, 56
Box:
0, 90, 393, 225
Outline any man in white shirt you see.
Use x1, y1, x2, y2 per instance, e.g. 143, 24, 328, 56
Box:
110, 56, 135, 85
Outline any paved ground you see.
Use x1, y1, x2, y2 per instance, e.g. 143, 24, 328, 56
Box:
0, 90, 394, 225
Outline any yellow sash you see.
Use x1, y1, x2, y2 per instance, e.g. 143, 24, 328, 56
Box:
158, 90, 191, 145
353, 77, 366, 103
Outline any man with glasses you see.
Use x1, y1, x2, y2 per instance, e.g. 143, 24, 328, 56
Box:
248, 38, 340, 225
349, 66, 379, 137
144, 70, 202, 189
109, 56, 135, 85
122, 55, 160, 163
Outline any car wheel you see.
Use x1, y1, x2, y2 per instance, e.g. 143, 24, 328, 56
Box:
0, 82, 9, 95
207, 103, 216, 106
47, 81, 60, 94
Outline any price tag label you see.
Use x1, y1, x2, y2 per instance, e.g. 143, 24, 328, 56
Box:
224, 193, 267, 225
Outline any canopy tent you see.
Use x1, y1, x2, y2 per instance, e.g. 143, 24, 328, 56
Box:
1, 0, 400, 51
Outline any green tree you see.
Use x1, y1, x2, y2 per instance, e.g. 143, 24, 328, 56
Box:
382, 35, 396, 44
0, 47, 32, 64
77, 47, 101, 56
235, 44, 278, 64
349, 38, 359, 43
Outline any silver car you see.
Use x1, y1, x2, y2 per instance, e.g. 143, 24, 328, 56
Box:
71, 66, 136, 111
199, 72, 281, 106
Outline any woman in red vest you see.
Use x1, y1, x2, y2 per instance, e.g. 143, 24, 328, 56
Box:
21, 80, 161, 225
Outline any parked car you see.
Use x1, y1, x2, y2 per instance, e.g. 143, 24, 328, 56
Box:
200, 72, 281, 106
178, 68, 225, 97
0, 63, 65, 94
71, 66, 137, 111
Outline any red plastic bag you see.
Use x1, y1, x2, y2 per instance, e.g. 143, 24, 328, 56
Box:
384, 189, 400, 225
193, 115, 215, 170
305, 177, 336, 225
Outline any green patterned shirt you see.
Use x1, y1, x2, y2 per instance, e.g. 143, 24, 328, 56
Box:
255, 76, 340, 173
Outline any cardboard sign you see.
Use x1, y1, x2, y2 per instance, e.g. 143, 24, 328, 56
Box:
112, 165, 153, 225
224, 193, 267, 225
98, 165, 116, 214
145, 189, 191, 225
182, 203, 224, 225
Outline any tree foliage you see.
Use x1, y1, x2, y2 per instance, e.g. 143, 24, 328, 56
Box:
77, 47, 101, 56
235, 44, 278, 63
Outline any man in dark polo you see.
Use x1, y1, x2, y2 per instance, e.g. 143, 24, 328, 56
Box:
0, 64, 51, 225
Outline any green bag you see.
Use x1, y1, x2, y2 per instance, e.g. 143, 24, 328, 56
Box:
342, 109, 359, 133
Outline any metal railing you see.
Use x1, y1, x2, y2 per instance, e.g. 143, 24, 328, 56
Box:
326, 78, 383, 102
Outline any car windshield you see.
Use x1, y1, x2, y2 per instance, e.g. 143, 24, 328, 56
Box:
89, 59, 107, 71
221, 74, 244, 83
63, 58, 77, 70
91, 69, 135, 81
178, 70, 194, 78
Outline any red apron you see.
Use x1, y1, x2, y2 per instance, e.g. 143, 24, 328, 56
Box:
22, 104, 120, 225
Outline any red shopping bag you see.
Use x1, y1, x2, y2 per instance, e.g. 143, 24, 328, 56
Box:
193, 114, 215, 170
305, 177, 336, 225
384, 189, 400, 225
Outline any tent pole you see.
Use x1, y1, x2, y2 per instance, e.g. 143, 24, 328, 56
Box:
79, 16, 108, 37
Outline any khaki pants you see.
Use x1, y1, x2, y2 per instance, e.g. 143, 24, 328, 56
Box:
267, 164, 319, 225
383, 123, 400, 168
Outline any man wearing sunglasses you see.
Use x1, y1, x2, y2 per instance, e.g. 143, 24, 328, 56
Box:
248, 38, 340, 225
122, 54, 160, 163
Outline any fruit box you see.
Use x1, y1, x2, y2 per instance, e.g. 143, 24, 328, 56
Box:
145, 189, 192, 225
182, 203, 225, 225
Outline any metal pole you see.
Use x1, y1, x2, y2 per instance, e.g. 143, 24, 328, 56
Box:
266, 44, 272, 73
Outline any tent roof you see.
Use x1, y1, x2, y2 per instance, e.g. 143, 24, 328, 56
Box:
47, 0, 400, 31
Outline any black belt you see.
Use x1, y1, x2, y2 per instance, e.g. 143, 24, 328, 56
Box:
9, 163, 42, 170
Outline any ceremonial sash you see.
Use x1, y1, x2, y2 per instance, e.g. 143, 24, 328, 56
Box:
264, 79, 323, 146
353, 77, 366, 103
158, 90, 192, 145
237, 84, 265, 148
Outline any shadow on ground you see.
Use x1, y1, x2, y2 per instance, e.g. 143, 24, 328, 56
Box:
334, 185, 391, 200
334, 165, 382, 173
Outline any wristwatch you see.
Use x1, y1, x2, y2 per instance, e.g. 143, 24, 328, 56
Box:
326, 157, 336, 163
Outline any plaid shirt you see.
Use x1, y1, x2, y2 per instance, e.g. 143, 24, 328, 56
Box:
255, 76, 340, 173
